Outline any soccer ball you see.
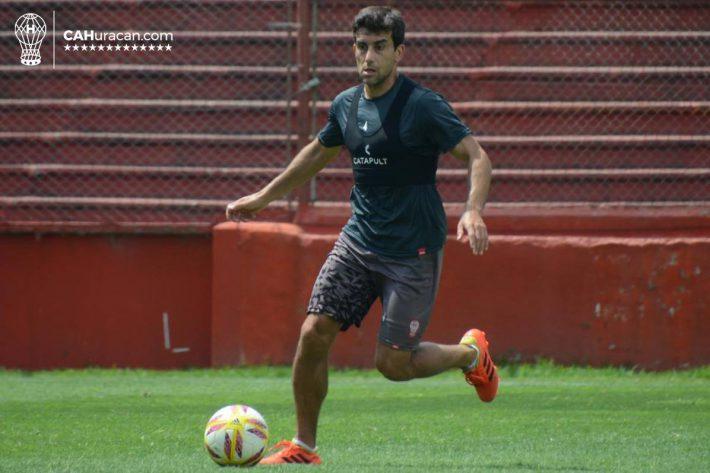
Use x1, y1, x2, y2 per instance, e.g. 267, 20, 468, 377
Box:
203, 404, 269, 467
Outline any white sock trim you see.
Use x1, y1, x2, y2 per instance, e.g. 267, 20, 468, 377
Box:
292, 437, 317, 453
463, 344, 480, 372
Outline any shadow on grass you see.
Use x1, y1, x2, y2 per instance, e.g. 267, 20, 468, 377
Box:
480, 463, 599, 472
362, 461, 599, 471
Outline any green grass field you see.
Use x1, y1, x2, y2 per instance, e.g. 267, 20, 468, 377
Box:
1, 363, 708, 472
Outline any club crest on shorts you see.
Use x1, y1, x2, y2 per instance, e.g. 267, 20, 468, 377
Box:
409, 320, 420, 338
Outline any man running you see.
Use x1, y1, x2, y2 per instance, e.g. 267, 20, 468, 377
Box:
226, 6, 498, 466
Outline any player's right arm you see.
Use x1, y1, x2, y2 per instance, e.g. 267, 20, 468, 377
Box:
225, 138, 341, 221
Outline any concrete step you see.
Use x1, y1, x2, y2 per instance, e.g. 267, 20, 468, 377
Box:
316, 66, 710, 102
1, 132, 706, 169
7, 1, 702, 33
0, 1, 294, 34
2, 99, 707, 136
316, 31, 709, 68
313, 168, 710, 203
0, 196, 292, 231
0, 100, 298, 134
317, 0, 709, 32
2, 65, 707, 102
0, 65, 295, 100
4, 30, 706, 68
2, 163, 707, 203
0, 133, 294, 167
0, 32, 294, 67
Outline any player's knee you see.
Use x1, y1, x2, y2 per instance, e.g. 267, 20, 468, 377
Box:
375, 352, 414, 382
299, 314, 338, 352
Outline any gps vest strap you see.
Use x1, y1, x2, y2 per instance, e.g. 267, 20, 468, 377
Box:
343, 75, 438, 187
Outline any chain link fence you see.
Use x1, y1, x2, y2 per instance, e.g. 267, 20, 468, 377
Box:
1, 0, 708, 231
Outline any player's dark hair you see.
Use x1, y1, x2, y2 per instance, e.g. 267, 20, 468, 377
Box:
352, 6, 405, 49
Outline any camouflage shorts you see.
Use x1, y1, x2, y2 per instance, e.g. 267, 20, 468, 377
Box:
306, 233, 443, 351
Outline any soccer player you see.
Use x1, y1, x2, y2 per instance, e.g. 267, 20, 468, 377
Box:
226, 6, 498, 465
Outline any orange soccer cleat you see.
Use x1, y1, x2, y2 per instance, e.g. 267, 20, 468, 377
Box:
259, 440, 322, 465
460, 328, 500, 402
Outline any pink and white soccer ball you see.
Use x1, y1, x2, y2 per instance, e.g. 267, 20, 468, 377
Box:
203, 404, 269, 467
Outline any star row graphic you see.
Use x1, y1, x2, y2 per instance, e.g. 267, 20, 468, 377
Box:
63, 43, 173, 52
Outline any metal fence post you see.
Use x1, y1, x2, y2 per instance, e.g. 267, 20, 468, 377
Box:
295, 0, 312, 218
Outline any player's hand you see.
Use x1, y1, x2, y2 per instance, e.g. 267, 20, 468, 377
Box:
456, 210, 489, 255
225, 192, 270, 222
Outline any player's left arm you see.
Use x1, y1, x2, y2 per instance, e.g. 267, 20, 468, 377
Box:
450, 135, 492, 255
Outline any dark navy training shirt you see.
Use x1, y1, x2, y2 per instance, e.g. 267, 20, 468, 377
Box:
317, 75, 472, 257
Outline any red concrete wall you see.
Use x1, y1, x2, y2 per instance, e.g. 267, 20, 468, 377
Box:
212, 222, 709, 370
0, 234, 212, 370
2, 220, 708, 370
